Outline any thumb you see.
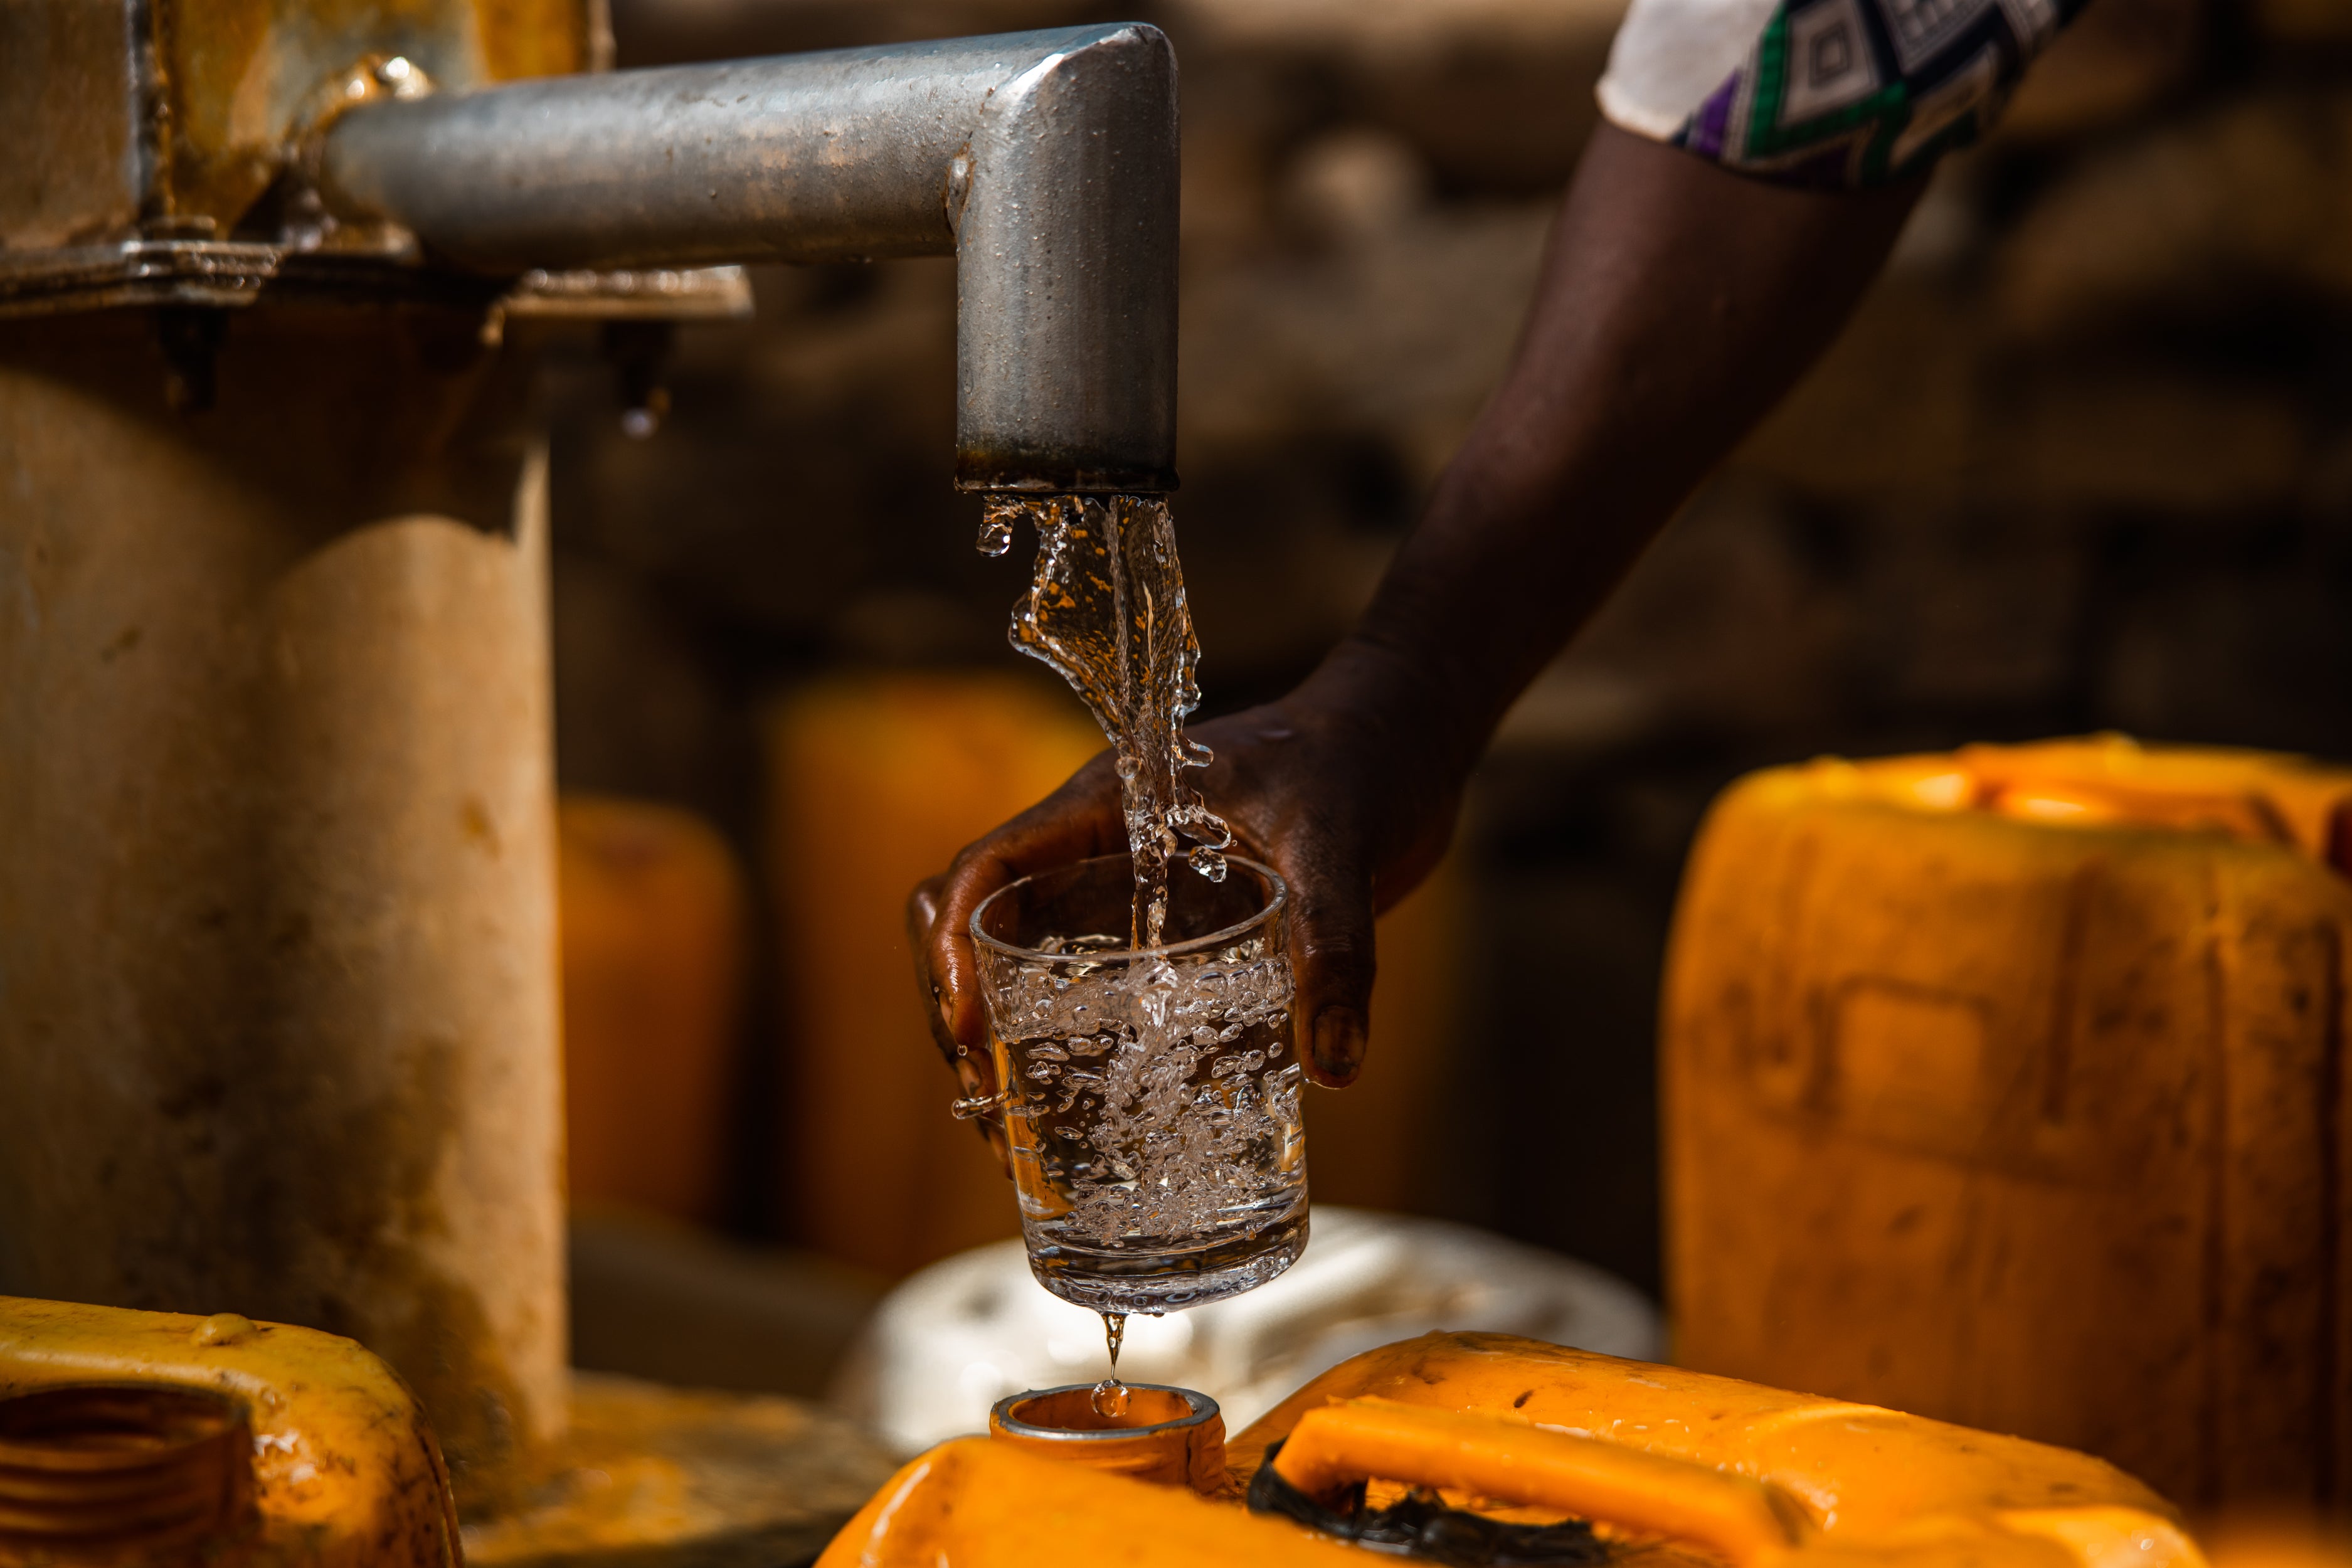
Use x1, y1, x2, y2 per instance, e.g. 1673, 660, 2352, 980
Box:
1276, 848, 1375, 1089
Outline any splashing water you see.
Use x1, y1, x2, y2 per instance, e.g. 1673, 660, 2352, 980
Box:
981, 494, 1233, 948
975, 510, 1015, 558
975, 493, 1306, 1318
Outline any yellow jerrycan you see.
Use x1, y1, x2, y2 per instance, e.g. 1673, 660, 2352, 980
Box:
817, 1330, 2201, 1568
1663, 736, 2352, 1512
0, 1294, 458, 1565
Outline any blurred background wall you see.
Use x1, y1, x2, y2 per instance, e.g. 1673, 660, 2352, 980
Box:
544, 0, 2352, 1320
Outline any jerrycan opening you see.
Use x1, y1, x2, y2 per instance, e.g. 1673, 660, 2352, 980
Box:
990, 1384, 1227, 1493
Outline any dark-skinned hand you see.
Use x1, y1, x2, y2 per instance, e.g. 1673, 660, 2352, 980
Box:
907, 639, 1465, 1163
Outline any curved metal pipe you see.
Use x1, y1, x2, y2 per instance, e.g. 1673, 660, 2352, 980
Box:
320, 24, 1179, 493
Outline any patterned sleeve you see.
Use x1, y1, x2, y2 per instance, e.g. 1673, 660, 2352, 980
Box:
1596, 0, 2090, 188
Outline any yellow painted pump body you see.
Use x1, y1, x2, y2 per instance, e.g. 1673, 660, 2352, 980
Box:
1663, 738, 2352, 1509
817, 1332, 2200, 1568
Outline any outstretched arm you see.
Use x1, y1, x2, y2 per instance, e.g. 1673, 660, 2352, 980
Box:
916, 122, 1924, 1108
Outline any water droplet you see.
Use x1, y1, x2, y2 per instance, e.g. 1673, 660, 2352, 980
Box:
1090, 1377, 1131, 1419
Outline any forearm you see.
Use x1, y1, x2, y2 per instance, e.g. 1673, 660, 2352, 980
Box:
930, 31, 2061, 1091
1308, 123, 1926, 790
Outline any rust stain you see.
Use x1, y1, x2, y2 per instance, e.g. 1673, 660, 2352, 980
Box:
156, 0, 591, 232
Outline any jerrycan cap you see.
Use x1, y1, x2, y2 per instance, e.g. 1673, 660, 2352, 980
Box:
989, 1384, 1227, 1493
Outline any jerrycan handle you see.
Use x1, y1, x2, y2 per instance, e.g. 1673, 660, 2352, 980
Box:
1269, 1398, 1810, 1568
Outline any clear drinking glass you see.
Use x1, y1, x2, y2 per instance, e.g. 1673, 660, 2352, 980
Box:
967, 854, 1307, 1315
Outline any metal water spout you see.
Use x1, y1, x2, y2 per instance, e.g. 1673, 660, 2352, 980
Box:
318, 26, 1180, 494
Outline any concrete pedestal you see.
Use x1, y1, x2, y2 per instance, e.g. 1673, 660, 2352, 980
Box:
0, 306, 564, 1495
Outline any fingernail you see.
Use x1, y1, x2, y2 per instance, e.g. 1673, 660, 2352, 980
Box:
1310, 1007, 1365, 1086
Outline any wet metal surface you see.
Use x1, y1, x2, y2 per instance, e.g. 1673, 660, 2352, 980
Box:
0, 240, 751, 322
0, 0, 595, 250
162, 0, 595, 228
0, 0, 720, 327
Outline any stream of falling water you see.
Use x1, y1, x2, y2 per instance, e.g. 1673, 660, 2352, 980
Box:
978, 493, 1235, 1415
978, 494, 1233, 946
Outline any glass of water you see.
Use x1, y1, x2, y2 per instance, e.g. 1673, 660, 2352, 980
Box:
967, 854, 1307, 1315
